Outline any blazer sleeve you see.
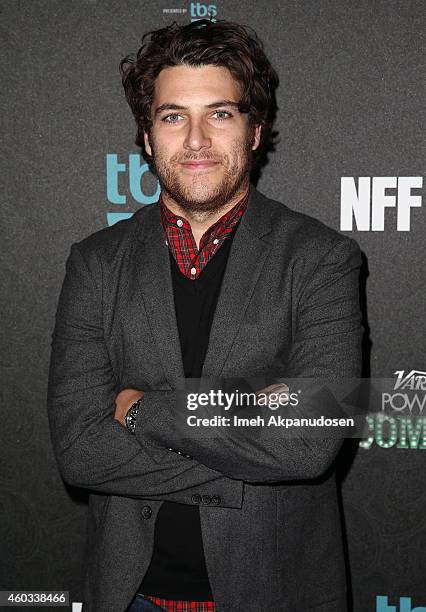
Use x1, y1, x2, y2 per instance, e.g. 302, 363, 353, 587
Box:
134, 235, 363, 483
46, 242, 243, 507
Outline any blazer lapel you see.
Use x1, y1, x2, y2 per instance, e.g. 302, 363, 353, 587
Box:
201, 185, 273, 377
133, 204, 185, 387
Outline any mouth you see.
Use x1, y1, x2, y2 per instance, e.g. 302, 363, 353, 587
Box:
180, 160, 219, 170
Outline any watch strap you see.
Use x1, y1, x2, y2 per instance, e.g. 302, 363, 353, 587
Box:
125, 398, 142, 434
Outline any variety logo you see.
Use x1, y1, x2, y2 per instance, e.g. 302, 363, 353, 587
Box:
382, 370, 426, 415
340, 176, 423, 231
376, 595, 426, 611
360, 371, 426, 450
393, 370, 426, 391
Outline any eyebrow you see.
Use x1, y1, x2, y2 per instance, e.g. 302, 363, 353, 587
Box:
154, 100, 240, 117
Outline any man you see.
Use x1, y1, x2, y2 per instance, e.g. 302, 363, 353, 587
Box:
47, 19, 362, 612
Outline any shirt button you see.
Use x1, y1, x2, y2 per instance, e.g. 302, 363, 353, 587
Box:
190, 267, 196, 276
176, 219, 183, 227
142, 505, 152, 519
213, 238, 219, 245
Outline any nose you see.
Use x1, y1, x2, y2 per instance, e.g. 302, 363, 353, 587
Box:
183, 118, 212, 152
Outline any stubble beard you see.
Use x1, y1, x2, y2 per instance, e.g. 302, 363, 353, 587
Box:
148, 133, 254, 218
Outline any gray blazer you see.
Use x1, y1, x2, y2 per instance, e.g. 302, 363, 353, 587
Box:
47, 184, 362, 612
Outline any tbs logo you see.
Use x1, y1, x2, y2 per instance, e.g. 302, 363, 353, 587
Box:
340, 176, 423, 231
376, 595, 426, 611
190, 2, 217, 21
106, 154, 160, 226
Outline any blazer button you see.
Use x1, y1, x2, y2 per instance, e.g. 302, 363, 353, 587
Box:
211, 495, 221, 505
191, 494, 202, 504
202, 495, 211, 505
142, 505, 152, 519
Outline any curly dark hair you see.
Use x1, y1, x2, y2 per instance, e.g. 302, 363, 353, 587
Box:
119, 19, 279, 170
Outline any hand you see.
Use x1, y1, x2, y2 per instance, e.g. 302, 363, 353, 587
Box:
114, 388, 144, 427
255, 383, 289, 408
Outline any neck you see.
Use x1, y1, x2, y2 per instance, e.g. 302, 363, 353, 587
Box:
161, 182, 250, 249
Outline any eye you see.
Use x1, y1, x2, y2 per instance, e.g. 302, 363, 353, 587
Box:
213, 110, 232, 121
162, 113, 183, 124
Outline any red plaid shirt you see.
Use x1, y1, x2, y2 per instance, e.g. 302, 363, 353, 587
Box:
160, 189, 249, 279
141, 595, 216, 611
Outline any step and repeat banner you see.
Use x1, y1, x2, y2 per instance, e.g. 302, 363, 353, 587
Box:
1, 1, 424, 611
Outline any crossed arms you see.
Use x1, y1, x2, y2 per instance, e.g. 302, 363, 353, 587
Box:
47, 237, 362, 502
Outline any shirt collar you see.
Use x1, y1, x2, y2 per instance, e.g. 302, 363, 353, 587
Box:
159, 189, 249, 238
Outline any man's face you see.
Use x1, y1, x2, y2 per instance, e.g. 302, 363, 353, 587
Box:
144, 64, 261, 214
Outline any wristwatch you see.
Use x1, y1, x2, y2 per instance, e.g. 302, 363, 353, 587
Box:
125, 398, 142, 434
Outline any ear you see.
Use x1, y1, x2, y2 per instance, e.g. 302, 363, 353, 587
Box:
144, 131, 152, 156
251, 124, 262, 151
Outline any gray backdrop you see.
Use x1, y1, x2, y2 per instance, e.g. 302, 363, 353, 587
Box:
1, 1, 425, 610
